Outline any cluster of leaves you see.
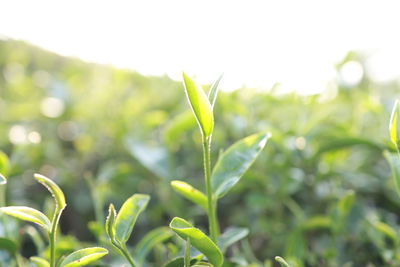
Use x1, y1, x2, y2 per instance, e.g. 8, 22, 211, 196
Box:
1, 40, 400, 266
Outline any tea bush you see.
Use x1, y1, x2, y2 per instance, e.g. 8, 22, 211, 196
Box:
1, 39, 400, 266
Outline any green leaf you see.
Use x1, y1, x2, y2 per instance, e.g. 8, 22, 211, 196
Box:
212, 132, 270, 198
0, 237, 18, 254
105, 204, 117, 242
384, 151, 400, 198
134, 226, 173, 264
0, 206, 51, 230
208, 74, 223, 109
372, 221, 397, 242
30, 256, 50, 267
217, 227, 249, 252
390, 100, 399, 146
302, 216, 331, 231
169, 217, 223, 267
0, 151, 10, 176
34, 173, 66, 212
337, 190, 355, 218
115, 194, 150, 243
0, 173, 6, 185
275, 256, 291, 267
59, 247, 108, 267
171, 180, 208, 210
182, 72, 214, 138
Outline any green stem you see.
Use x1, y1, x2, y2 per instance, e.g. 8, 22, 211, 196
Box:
114, 242, 136, 267
184, 238, 191, 267
202, 137, 219, 242
49, 232, 56, 267
49, 211, 62, 267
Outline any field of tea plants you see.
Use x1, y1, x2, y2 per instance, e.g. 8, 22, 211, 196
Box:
1, 39, 400, 266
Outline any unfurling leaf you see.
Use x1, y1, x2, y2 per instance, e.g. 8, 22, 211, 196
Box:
212, 132, 270, 198
171, 180, 208, 211
0, 206, 51, 230
115, 194, 150, 243
208, 74, 223, 109
34, 173, 66, 212
169, 217, 223, 267
275, 256, 291, 267
59, 247, 108, 267
182, 72, 214, 138
390, 100, 399, 147
105, 204, 117, 242
30, 257, 50, 267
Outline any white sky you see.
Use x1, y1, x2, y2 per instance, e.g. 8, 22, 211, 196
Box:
1, 0, 400, 94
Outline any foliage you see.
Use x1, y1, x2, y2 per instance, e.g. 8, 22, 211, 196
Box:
1, 39, 400, 266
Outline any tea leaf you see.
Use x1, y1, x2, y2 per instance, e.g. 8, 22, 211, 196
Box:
217, 227, 249, 252
0, 237, 18, 254
0, 151, 10, 176
169, 217, 223, 267
105, 204, 117, 242
34, 173, 66, 212
59, 247, 108, 267
275, 256, 291, 267
30, 256, 50, 267
0, 173, 6, 185
182, 72, 214, 138
390, 100, 399, 146
171, 180, 208, 210
115, 194, 150, 243
134, 226, 173, 264
384, 151, 400, 198
0, 206, 51, 230
208, 74, 223, 109
212, 132, 270, 198
372, 221, 397, 242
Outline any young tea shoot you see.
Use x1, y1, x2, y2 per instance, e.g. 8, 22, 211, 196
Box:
168, 73, 270, 266
0, 174, 108, 267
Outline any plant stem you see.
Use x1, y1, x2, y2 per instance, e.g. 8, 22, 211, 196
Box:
202, 137, 219, 242
116, 243, 136, 267
49, 211, 62, 267
184, 238, 191, 267
49, 231, 56, 267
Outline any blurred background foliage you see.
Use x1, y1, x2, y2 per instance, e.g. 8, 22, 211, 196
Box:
1, 39, 400, 266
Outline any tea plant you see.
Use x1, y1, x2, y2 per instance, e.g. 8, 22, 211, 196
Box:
0, 173, 108, 267
165, 73, 271, 266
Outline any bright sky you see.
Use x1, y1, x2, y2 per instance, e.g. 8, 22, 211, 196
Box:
1, 0, 400, 94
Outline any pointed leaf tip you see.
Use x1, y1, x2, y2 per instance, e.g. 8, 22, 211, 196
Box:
275, 256, 291, 267
34, 173, 66, 212
106, 204, 117, 242
182, 72, 214, 138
